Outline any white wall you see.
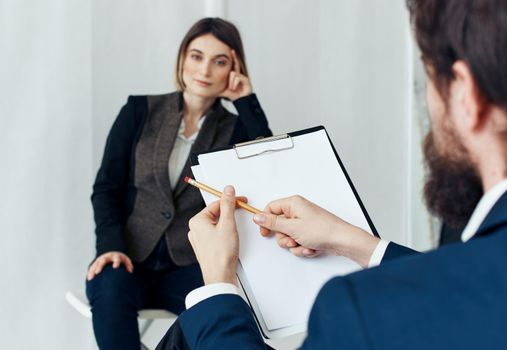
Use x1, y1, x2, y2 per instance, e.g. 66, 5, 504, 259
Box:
1, 1, 433, 349
0, 0, 95, 348
228, 0, 426, 248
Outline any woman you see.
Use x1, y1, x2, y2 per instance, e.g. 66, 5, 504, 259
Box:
85, 17, 272, 350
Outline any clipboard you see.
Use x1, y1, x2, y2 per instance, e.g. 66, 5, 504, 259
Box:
190, 126, 379, 339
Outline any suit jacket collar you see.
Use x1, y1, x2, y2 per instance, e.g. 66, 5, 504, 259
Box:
172, 99, 225, 198
153, 92, 183, 205
151, 91, 226, 201
474, 190, 507, 239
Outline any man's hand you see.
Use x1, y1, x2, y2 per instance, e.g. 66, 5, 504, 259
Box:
253, 195, 380, 268
188, 186, 242, 285
87, 251, 133, 281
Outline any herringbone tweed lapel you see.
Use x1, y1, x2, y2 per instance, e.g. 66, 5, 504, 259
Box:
172, 102, 222, 198
151, 92, 182, 205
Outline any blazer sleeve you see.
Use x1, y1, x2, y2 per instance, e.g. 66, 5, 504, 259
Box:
381, 242, 419, 264
91, 96, 146, 256
230, 93, 273, 144
300, 277, 371, 349
178, 294, 267, 349
176, 279, 371, 350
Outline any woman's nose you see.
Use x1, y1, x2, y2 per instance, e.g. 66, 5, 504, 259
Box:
199, 61, 212, 76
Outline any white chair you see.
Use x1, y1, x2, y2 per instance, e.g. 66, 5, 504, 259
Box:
65, 290, 177, 350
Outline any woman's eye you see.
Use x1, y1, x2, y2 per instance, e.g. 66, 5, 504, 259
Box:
191, 54, 202, 61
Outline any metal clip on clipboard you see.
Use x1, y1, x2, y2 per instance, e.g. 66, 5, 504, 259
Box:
233, 133, 294, 159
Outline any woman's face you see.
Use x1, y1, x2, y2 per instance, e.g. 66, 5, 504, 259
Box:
182, 34, 233, 98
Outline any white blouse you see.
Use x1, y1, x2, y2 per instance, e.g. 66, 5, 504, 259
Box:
168, 115, 206, 189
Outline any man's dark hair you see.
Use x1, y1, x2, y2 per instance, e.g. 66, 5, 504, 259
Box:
407, 0, 507, 110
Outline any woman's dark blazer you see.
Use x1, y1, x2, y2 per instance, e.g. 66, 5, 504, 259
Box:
91, 92, 272, 266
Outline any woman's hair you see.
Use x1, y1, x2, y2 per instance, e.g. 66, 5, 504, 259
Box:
174, 17, 249, 91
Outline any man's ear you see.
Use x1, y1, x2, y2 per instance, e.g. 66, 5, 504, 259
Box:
451, 60, 487, 131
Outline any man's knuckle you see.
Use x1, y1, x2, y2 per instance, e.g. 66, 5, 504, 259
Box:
271, 214, 278, 228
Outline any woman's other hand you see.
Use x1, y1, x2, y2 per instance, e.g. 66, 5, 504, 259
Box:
219, 50, 252, 101
86, 251, 134, 281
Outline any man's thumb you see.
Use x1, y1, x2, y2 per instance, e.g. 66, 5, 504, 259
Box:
219, 185, 237, 222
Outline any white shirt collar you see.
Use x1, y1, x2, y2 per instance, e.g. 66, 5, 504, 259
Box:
178, 116, 206, 141
461, 178, 507, 242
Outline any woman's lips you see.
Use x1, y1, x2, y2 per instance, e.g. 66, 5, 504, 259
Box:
195, 79, 211, 87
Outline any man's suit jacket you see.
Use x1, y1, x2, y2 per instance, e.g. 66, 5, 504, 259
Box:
173, 192, 507, 349
91, 92, 271, 265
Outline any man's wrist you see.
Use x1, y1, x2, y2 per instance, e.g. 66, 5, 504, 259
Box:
331, 225, 380, 268
349, 232, 380, 268
186, 283, 241, 309
202, 267, 238, 286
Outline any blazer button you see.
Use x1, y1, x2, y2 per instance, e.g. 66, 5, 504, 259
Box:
161, 211, 172, 220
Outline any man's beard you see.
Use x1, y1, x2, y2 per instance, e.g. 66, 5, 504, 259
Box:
423, 131, 483, 230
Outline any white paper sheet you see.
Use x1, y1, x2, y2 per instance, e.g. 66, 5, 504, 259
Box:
193, 129, 374, 332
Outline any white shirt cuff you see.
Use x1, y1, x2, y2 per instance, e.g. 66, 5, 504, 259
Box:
368, 239, 390, 268
185, 282, 241, 309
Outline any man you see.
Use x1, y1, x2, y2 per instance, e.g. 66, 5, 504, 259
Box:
158, 0, 507, 348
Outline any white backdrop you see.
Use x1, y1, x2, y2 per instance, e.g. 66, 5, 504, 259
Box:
0, 0, 95, 348
1, 0, 433, 349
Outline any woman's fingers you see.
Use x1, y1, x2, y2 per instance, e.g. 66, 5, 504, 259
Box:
86, 261, 98, 280
220, 51, 251, 100
120, 255, 134, 273
231, 49, 240, 74
232, 76, 241, 91
228, 71, 236, 91
112, 254, 121, 268
86, 257, 106, 281
94, 256, 108, 275
227, 72, 243, 93
86, 252, 133, 281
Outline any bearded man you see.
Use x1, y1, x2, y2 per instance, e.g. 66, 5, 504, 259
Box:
158, 0, 507, 348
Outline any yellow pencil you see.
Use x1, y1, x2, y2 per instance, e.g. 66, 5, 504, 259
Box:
184, 176, 262, 215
